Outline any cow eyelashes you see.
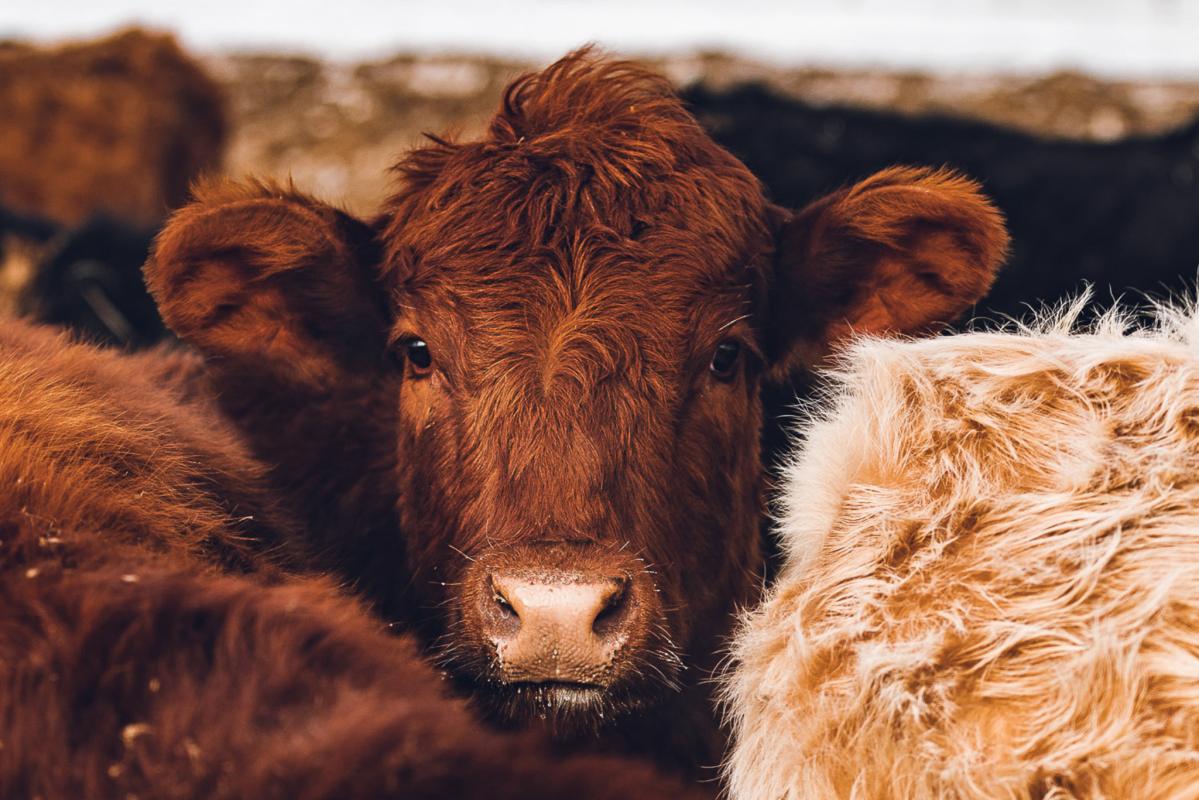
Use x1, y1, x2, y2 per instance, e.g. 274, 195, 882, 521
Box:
709, 339, 742, 382
395, 336, 433, 374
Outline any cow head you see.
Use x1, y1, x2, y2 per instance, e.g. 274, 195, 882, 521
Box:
148, 51, 1007, 738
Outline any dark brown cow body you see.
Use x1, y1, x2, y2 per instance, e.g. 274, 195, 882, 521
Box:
0, 319, 697, 799
148, 50, 1009, 777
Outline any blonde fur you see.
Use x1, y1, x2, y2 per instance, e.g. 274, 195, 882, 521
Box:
725, 297, 1199, 799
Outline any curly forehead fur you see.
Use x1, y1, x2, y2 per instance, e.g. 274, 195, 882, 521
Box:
726, 297, 1199, 800
380, 48, 769, 288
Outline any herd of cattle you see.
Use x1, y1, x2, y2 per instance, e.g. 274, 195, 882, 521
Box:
2, 28, 1199, 800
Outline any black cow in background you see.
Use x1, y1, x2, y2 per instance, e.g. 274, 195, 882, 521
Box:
682, 83, 1199, 322
0, 207, 164, 348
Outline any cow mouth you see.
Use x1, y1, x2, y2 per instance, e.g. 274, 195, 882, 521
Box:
435, 624, 685, 735
509, 680, 607, 709
450, 669, 661, 736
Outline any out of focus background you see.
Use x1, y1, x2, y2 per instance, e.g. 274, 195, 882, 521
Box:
6, 0, 1199, 213
1, 2, 1198, 347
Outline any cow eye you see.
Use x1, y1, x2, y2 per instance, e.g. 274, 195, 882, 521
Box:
398, 337, 432, 372
709, 339, 742, 381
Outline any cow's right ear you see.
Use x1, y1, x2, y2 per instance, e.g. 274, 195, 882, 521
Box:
763, 166, 1009, 383
145, 178, 389, 392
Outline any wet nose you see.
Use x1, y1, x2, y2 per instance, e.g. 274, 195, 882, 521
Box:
483, 571, 633, 684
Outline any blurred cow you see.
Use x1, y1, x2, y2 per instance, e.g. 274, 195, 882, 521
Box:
683, 83, 1199, 321
0, 28, 227, 347
0, 27, 225, 227
0, 209, 164, 346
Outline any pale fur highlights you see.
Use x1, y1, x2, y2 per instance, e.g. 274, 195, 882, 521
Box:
725, 298, 1199, 800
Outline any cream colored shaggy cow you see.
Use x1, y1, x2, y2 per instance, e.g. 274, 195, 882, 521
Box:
725, 300, 1199, 800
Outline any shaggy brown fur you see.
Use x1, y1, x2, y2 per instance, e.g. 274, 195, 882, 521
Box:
0, 28, 226, 228
146, 49, 1008, 777
0, 319, 699, 799
146, 179, 403, 616
725, 299, 1199, 799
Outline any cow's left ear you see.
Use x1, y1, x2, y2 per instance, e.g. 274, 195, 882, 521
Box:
764, 166, 1008, 381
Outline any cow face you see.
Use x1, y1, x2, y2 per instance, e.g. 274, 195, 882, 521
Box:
378, 65, 772, 731
147, 51, 1007, 740
376, 53, 1007, 731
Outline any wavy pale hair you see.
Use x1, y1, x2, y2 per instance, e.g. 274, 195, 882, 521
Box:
725, 296, 1199, 800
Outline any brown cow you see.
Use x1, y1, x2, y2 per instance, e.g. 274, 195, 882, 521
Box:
147, 50, 1009, 776
0, 318, 699, 799
0, 28, 227, 347
0, 27, 226, 229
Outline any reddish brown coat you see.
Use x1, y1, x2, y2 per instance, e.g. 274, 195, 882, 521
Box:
0, 320, 697, 799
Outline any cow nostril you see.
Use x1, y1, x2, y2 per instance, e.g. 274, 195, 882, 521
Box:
494, 589, 517, 620
591, 578, 628, 638
485, 575, 522, 638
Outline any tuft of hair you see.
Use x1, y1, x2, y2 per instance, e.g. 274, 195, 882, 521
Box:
725, 293, 1199, 800
379, 46, 759, 258
387, 45, 697, 196
490, 46, 687, 145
